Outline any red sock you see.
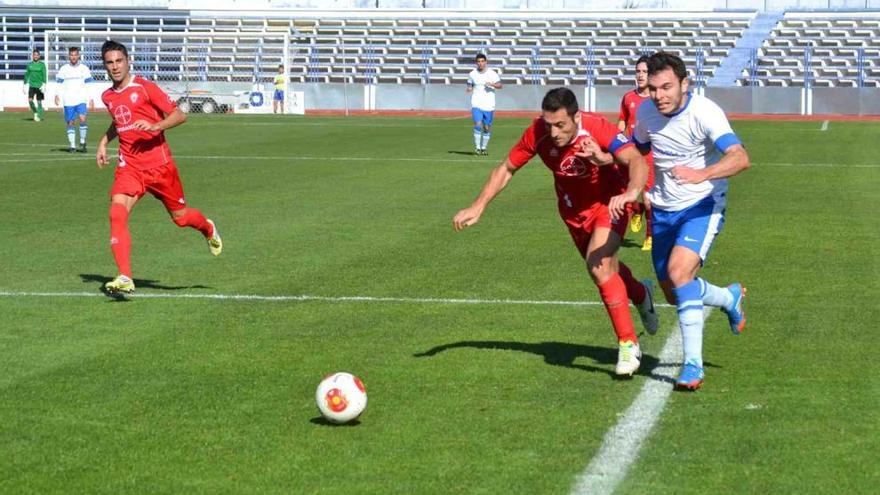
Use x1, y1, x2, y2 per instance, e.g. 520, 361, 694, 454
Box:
109, 203, 132, 278
618, 262, 646, 305
172, 208, 212, 237
597, 274, 637, 343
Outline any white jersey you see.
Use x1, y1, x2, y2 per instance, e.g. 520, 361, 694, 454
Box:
634, 93, 741, 211
467, 68, 501, 111
55, 62, 94, 106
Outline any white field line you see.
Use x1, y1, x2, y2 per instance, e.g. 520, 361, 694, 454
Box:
0, 290, 675, 308
1, 147, 879, 169
820, 120, 830, 131
572, 307, 713, 495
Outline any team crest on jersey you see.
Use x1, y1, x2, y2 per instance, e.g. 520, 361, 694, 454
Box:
114, 105, 133, 125
130, 92, 139, 103
559, 156, 588, 177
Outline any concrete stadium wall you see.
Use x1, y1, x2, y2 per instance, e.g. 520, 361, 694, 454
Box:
289, 83, 880, 116
4, 80, 878, 115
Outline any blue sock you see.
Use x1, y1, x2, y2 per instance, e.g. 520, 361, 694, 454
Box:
79, 123, 88, 145
473, 126, 482, 149
673, 279, 704, 368
698, 277, 734, 310
480, 131, 491, 150
66, 126, 75, 148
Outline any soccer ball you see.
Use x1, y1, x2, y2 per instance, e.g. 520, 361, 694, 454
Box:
315, 372, 367, 424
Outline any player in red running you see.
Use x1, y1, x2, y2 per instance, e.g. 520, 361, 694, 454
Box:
618, 55, 654, 252
452, 88, 658, 377
96, 40, 222, 294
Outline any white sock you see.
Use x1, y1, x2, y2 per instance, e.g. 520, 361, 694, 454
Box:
480, 132, 491, 150
79, 123, 88, 145
698, 278, 734, 310
678, 307, 704, 368
67, 126, 75, 148
473, 129, 482, 149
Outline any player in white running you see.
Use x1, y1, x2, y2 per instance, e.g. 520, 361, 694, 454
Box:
466, 53, 501, 156
633, 52, 750, 390
55, 46, 94, 153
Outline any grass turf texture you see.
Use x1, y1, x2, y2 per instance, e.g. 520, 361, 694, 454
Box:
0, 112, 877, 494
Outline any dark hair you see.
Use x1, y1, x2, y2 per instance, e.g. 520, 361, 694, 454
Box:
541, 87, 579, 116
32, 49, 40, 54
635, 54, 650, 67
101, 40, 129, 59
475, 53, 487, 62
646, 51, 687, 81
68, 46, 79, 53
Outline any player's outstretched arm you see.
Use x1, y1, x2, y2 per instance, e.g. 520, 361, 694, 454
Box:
672, 144, 750, 184
453, 159, 518, 232
608, 146, 649, 220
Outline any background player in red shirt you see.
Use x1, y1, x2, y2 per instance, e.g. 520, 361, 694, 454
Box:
452, 88, 658, 377
617, 55, 654, 252
95, 40, 222, 294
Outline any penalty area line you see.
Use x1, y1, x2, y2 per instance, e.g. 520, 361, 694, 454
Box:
0, 290, 675, 308
572, 308, 713, 495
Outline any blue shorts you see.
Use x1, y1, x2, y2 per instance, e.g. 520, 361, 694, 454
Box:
273, 89, 284, 101
471, 108, 494, 126
651, 193, 726, 282
63, 103, 88, 122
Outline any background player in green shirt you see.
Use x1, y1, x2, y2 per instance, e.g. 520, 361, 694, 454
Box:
23, 49, 47, 121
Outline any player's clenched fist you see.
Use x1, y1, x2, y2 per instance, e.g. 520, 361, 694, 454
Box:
453, 206, 483, 231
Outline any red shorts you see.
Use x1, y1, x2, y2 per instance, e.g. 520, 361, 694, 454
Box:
110, 161, 187, 211
564, 202, 631, 259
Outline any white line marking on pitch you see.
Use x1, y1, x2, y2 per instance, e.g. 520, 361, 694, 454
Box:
0, 290, 674, 308
572, 308, 713, 495
820, 120, 829, 131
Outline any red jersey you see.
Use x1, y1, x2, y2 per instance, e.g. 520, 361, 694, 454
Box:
618, 89, 651, 137
507, 111, 634, 215
102, 75, 178, 171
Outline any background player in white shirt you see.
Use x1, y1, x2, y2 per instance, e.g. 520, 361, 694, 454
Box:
633, 52, 750, 390
54, 46, 94, 152
466, 53, 502, 155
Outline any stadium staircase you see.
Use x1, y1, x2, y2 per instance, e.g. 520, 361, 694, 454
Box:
709, 11, 783, 87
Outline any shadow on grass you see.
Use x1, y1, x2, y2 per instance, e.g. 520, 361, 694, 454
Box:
79, 273, 212, 300
309, 416, 362, 427
415, 340, 665, 380
447, 150, 481, 156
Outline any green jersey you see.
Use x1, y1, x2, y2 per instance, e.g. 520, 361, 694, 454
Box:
24, 60, 47, 88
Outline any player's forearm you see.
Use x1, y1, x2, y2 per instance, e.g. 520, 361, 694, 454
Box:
156, 108, 187, 131
701, 146, 750, 181
100, 125, 118, 145
619, 150, 648, 196
470, 161, 516, 210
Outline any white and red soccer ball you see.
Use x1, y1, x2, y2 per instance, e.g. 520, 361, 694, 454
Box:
315, 372, 367, 424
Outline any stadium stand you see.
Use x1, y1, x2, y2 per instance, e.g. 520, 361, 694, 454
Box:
741, 12, 880, 87
1, 7, 878, 88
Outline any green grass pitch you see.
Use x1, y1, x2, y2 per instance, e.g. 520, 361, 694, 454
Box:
0, 111, 877, 494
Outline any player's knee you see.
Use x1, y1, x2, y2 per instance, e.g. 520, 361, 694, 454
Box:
109, 203, 128, 223
473, 124, 482, 133
586, 258, 613, 283
483, 124, 491, 133
666, 265, 694, 288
